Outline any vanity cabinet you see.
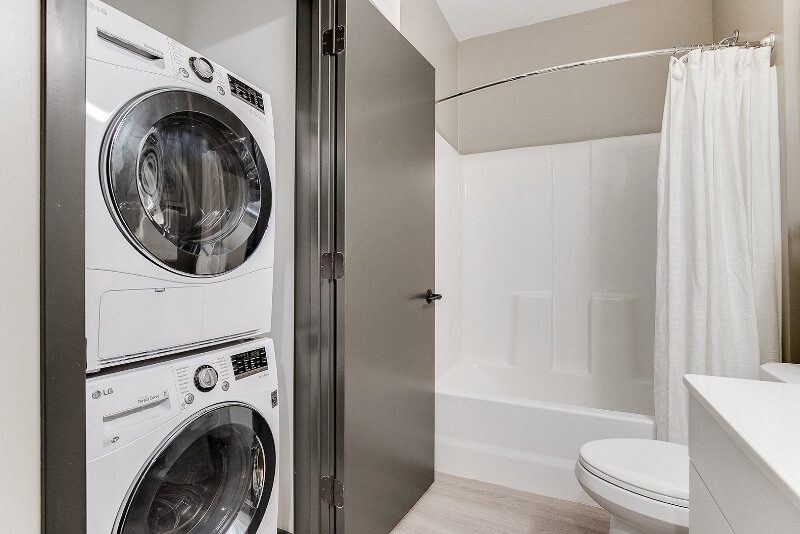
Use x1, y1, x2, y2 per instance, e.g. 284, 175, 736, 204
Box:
685, 375, 800, 534
689, 464, 733, 534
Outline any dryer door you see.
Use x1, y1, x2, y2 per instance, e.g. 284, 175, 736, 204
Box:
117, 403, 276, 534
103, 89, 273, 276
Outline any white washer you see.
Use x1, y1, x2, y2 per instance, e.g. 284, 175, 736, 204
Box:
86, 1, 276, 372
86, 338, 279, 534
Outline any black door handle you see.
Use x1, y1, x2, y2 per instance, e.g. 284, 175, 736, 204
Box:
425, 289, 443, 304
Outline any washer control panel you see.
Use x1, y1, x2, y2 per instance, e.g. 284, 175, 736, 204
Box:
231, 347, 269, 380
174, 352, 231, 408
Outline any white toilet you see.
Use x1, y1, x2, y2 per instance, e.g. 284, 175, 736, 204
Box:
575, 438, 688, 534
576, 363, 798, 534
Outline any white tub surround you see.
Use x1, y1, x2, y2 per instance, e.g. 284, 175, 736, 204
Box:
435, 389, 655, 505
685, 375, 800, 533
434, 132, 662, 505
437, 133, 660, 416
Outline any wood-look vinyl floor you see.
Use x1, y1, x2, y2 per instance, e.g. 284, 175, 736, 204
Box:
392, 473, 610, 534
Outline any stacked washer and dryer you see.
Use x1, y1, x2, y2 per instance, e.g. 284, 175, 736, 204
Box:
84, 2, 280, 533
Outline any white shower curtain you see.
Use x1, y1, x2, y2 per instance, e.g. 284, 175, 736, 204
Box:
655, 46, 781, 444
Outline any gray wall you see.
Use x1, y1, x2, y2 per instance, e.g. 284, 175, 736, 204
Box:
457, 0, 713, 154
712, 0, 800, 363
0, 0, 40, 529
400, 0, 459, 148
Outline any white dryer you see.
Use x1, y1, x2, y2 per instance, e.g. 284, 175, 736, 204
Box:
86, 338, 279, 534
86, 1, 276, 372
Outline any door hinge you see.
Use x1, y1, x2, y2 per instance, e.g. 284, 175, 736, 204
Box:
322, 25, 345, 56
321, 252, 344, 280
321, 476, 344, 508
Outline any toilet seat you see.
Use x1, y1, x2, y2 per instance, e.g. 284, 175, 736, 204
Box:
579, 439, 689, 507
575, 439, 689, 534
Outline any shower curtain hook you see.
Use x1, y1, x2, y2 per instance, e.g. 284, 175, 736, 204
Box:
718, 29, 740, 48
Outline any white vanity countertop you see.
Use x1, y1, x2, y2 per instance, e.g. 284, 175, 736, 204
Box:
684, 374, 800, 509
761, 362, 800, 383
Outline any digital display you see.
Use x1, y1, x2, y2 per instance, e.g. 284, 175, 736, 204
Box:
231, 347, 269, 379
228, 74, 265, 113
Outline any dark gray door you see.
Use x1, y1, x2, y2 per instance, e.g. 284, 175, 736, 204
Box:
334, 1, 436, 532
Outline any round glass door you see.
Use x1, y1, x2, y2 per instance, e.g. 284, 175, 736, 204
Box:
117, 404, 276, 534
103, 89, 272, 276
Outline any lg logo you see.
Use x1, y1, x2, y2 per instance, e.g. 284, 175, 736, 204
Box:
92, 388, 114, 399
87, 1, 108, 15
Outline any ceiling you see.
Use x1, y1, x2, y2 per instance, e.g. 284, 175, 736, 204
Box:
435, 0, 632, 41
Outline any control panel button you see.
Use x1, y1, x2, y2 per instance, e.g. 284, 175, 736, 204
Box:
217, 85, 226, 95
184, 393, 194, 404
178, 67, 189, 78
221, 381, 230, 391
194, 365, 219, 392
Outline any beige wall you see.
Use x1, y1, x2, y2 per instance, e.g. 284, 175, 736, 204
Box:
712, 0, 800, 363
0, 0, 40, 530
457, 0, 713, 154
785, 0, 800, 364
399, 0, 459, 148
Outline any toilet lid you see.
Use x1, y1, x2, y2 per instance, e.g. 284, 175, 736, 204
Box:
579, 439, 689, 506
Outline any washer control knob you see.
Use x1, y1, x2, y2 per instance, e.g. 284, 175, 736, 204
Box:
189, 56, 214, 82
184, 393, 194, 404
194, 365, 218, 392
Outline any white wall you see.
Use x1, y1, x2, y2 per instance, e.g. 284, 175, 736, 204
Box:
0, 0, 40, 530
370, 0, 401, 29
437, 134, 659, 416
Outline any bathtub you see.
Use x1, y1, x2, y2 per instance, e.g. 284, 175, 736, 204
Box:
435, 372, 656, 505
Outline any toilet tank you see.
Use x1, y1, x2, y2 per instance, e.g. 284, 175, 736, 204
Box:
760, 363, 800, 383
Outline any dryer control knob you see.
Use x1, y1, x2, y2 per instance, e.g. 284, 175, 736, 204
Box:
189, 56, 214, 83
194, 365, 218, 392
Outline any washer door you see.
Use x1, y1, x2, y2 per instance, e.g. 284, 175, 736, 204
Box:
117, 404, 276, 534
103, 89, 272, 276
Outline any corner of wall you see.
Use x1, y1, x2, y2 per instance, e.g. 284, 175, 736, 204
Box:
399, 0, 459, 149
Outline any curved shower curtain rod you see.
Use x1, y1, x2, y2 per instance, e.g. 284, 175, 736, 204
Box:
437, 29, 776, 104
